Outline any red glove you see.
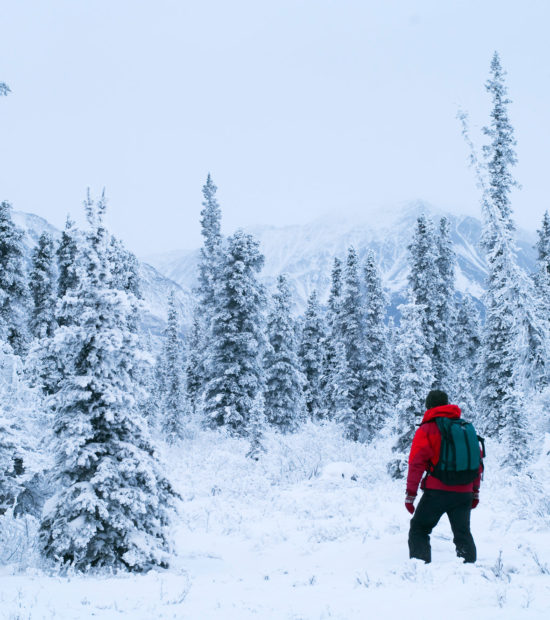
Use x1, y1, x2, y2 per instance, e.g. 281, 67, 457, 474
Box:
405, 491, 416, 515
472, 490, 480, 509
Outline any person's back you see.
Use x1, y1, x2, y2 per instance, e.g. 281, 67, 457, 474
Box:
405, 390, 483, 563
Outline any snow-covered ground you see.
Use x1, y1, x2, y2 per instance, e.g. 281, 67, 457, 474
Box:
1, 424, 549, 619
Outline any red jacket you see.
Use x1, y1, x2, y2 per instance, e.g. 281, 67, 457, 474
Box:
406, 404, 482, 496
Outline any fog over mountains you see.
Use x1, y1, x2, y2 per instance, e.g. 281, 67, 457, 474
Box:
14, 201, 538, 333
145, 200, 538, 315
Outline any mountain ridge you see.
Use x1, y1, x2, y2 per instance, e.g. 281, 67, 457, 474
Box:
144, 201, 538, 313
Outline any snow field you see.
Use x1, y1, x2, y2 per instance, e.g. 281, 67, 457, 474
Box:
1, 423, 549, 619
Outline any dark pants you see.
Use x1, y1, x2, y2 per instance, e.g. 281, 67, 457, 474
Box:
408, 489, 476, 564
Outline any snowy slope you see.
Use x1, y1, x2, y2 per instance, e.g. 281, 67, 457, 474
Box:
1, 424, 549, 618
12, 211, 193, 346
144, 201, 538, 314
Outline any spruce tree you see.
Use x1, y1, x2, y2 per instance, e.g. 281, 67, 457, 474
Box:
246, 393, 266, 460
333, 341, 355, 438
193, 174, 225, 420
0, 201, 29, 355
158, 292, 187, 442
339, 247, 368, 441
203, 230, 266, 434
29, 233, 57, 339
482, 52, 517, 239
0, 402, 23, 514
393, 300, 434, 455
0, 82, 9, 96
363, 251, 392, 437
477, 54, 532, 455
407, 214, 439, 381
433, 217, 457, 391
57, 216, 80, 301
185, 314, 204, 417
264, 275, 305, 432
298, 290, 327, 420
322, 257, 344, 418
454, 295, 482, 419
108, 236, 141, 299
40, 191, 176, 571
536, 211, 550, 289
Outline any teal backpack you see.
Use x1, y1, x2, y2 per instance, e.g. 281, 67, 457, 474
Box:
425, 417, 485, 485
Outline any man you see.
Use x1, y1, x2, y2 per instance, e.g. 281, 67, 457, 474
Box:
405, 390, 482, 563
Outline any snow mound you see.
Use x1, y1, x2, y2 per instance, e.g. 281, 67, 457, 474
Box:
320, 461, 359, 482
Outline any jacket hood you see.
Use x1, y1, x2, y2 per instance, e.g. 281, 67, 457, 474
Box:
422, 404, 461, 423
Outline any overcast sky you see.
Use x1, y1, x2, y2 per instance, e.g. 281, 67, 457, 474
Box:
1, 0, 549, 256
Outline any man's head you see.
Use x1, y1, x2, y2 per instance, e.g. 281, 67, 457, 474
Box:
425, 389, 448, 410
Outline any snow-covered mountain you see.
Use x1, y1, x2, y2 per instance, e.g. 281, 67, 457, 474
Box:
13, 211, 194, 345
144, 201, 538, 314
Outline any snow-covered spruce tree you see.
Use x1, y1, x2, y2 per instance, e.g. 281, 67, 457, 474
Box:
0, 201, 29, 355
0, 397, 24, 514
195, 174, 224, 400
482, 52, 517, 240
407, 214, 439, 384
264, 274, 305, 432
333, 341, 355, 437
27, 221, 80, 396
57, 216, 80, 302
185, 314, 204, 417
454, 295, 482, 420
108, 236, 141, 299
159, 292, 187, 442
298, 290, 327, 420
362, 251, 392, 436
106, 234, 154, 416
339, 247, 368, 441
246, 392, 266, 460
533, 211, 550, 385
535, 211, 550, 321
29, 232, 57, 339
393, 299, 434, 456
322, 257, 344, 418
203, 230, 266, 434
433, 217, 457, 392
40, 191, 175, 571
0, 82, 9, 96
476, 54, 536, 455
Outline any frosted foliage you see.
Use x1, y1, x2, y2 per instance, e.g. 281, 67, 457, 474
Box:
333, 342, 355, 440
0, 201, 29, 355
407, 215, 439, 360
57, 216, 79, 300
159, 293, 187, 442
338, 248, 368, 441
454, 296, 482, 420
29, 232, 57, 339
299, 291, 327, 420
204, 230, 266, 434
0, 346, 43, 513
40, 193, 175, 571
362, 251, 392, 436
108, 236, 141, 299
264, 274, 305, 432
195, 175, 225, 412
433, 217, 456, 391
322, 257, 343, 418
394, 301, 434, 454
482, 52, 517, 238
246, 392, 266, 460
185, 314, 204, 416
476, 55, 538, 452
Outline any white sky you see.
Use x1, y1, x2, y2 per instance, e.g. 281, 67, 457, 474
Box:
1, 0, 549, 256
